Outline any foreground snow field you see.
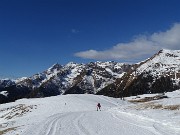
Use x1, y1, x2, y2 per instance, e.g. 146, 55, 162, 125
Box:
0, 91, 180, 135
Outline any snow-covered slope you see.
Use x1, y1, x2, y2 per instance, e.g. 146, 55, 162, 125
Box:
137, 49, 180, 79
134, 49, 180, 87
15, 63, 63, 88
0, 92, 180, 135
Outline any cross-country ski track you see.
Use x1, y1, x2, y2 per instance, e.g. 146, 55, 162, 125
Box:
1, 94, 180, 135
23, 110, 176, 135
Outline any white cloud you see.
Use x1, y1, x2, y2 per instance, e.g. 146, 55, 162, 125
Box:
151, 23, 180, 49
75, 23, 180, 62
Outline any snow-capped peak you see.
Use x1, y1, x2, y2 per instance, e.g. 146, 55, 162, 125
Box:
65, 62, 81, 68
47, 63, 62, 72
136, 49, 180, 77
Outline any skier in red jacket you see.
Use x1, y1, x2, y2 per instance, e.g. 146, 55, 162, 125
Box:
97, 103, 101, 111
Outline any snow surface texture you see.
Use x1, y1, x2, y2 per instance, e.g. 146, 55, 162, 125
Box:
1, 91, 180, 135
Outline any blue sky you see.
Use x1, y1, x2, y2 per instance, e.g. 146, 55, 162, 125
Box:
1, 0, 180, 78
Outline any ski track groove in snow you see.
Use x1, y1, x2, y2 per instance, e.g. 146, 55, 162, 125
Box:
153, 123, 180, 135
25, 112, 91, 135
110, 112, 161, 135
74, 113, 91, 135
23, 110, 161, 135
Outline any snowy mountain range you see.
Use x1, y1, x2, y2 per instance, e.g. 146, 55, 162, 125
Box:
98, 49, 180, 97
0, 49, 180, 104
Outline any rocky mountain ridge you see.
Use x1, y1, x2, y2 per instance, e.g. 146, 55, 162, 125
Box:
0, 61, 130, 103
0, 49, 180, 104
97, 49, 180, 98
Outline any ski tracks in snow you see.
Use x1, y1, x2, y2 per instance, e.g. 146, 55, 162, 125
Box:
110, 111, 160, 135
21, 95, 180, 135
110, 110, 180, 135
23, 110, 168, 135
23, 112, 91, 135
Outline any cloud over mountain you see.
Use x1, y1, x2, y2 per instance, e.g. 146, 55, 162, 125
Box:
75, 23, 180, 62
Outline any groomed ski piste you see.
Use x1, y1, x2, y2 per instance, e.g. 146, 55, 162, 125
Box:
0, 91, 180, 135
